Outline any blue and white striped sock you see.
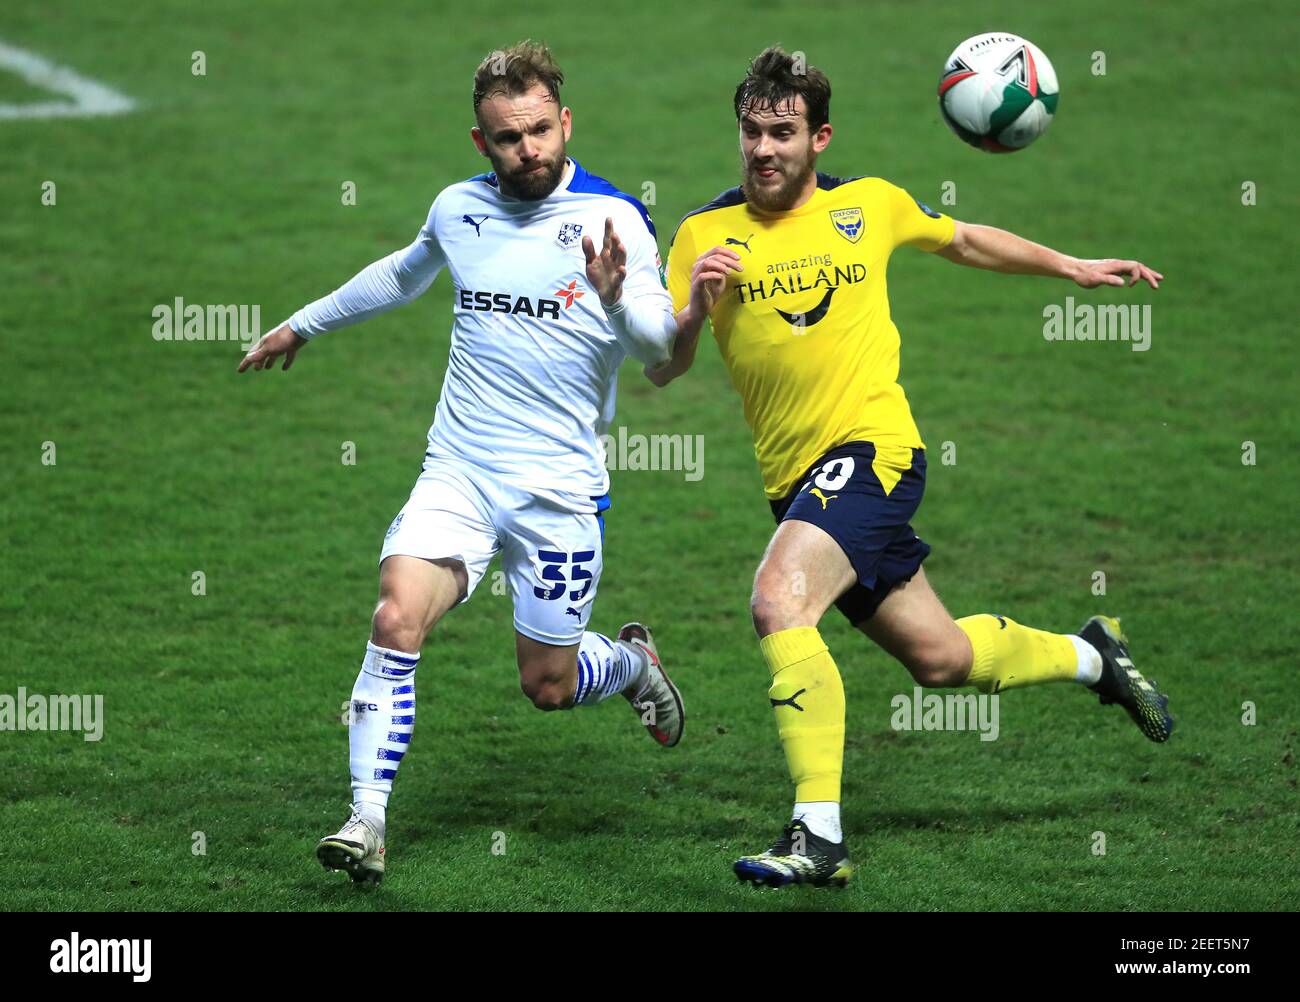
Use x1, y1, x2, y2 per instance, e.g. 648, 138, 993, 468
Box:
572, 632, 647, 707
348, 641, 419, 824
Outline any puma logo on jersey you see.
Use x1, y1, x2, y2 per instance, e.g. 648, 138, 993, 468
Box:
462, 214, 489, 236
725, 233, 754, 252
810, 487, 838, 509
770, 687, 807, 712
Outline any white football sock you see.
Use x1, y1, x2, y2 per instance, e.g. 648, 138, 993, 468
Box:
793, 801, 843, 843
348, 641, 419, 827
1070, 634, 1103, 685
571, 632, 647, 706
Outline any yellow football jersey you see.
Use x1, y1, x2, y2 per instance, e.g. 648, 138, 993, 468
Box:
667, 175, 954, 498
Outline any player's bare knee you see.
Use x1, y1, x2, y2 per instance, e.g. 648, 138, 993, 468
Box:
515, 634, 578, 710
904, 639, 971, 688
906, 656, 956, 688
371, 599, 423, 654
751, 588, 789, 637
751, 567, 809, 637
520, 674, 573, 711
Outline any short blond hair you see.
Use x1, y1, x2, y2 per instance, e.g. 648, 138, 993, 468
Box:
472, 40, 564, 114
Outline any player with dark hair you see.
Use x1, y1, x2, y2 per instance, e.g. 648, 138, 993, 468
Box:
655, 45, 1170, 889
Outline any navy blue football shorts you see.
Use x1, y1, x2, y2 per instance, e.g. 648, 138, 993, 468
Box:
769, 441, 931, 626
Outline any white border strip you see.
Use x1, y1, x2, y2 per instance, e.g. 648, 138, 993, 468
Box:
0, 39, 136, 120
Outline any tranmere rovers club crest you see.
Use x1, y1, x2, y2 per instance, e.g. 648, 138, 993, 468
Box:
829, 207, 865, 244
557, 221, 584, 248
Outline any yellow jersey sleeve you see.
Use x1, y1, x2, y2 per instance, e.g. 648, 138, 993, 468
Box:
666, 220, 696, 314
889, 183, 955, 252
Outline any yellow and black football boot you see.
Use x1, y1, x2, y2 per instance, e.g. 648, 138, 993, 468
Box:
733, 820, 853, 889
1080, 615, 1175, 743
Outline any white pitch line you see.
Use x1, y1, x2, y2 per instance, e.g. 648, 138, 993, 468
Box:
0, 39, 136, 120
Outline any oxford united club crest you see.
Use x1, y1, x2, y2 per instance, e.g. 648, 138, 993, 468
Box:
829, 207, 865, 244
557, 221, 583, 249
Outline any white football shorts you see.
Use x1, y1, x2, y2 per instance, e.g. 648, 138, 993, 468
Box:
379, 457, 608, 646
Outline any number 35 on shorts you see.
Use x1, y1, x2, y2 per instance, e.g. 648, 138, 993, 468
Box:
532, 549, 597, 602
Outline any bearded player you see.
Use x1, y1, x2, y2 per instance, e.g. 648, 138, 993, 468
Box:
239, 42, 686, 884
654, 47, 1171, 889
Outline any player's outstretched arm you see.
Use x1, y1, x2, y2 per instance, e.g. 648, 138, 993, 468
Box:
239, 208, 449, 375
645, 244, 742, 388
937, 221, 1162, 289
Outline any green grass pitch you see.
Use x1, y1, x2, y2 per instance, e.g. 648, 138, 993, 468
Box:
1, 0, 1296, 911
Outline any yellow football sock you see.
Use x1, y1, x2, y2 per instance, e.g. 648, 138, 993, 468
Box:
759, 627, 845, 804
957, 614, 1079, 694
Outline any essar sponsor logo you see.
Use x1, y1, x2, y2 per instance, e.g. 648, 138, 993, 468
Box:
457, 281, 589, 319
457, 288, 564, 319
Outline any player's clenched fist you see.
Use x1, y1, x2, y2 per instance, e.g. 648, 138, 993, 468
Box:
238, 323, 308, 372
689, 245, 743, 316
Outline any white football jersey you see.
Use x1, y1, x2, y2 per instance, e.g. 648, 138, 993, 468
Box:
289, 158, 671, 511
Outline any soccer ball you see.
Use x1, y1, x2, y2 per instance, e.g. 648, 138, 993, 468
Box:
938, 32, 1059, 152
